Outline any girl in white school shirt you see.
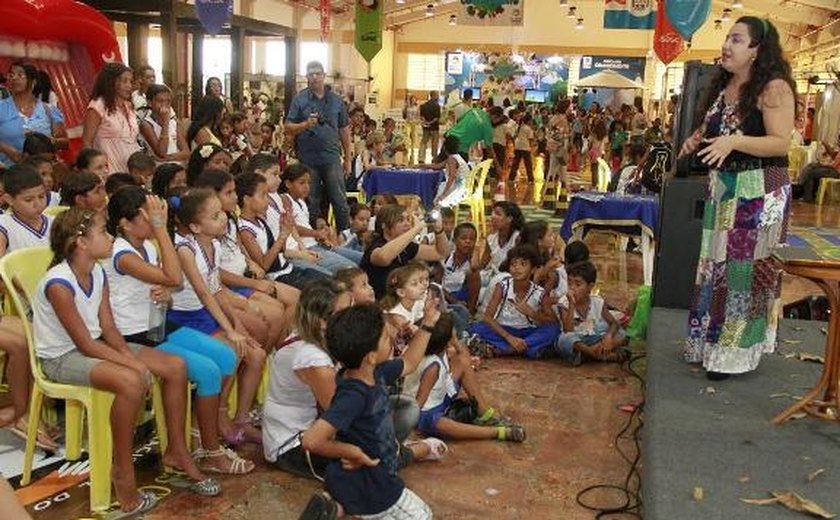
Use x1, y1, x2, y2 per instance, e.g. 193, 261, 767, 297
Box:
32, 208, 202, 515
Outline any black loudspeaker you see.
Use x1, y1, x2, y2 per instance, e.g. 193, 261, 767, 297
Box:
673, 61, 719, 177
653, 177, 707, 309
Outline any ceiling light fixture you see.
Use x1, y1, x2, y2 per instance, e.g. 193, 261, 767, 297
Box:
714, 18, 722, 30
568, 6, 577, 18
425, 4, 434, 16
732, 0, 743, 8
449, 14, 457, 25
721, 8, 731, 22
576, 17, 584, 29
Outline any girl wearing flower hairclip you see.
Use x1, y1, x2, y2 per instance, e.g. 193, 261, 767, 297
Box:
186, 143, 231, 186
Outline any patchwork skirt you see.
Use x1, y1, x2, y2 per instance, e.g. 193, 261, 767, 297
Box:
684, 164, 791, 374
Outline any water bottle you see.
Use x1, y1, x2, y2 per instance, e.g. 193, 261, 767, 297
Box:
147, 300, 168, 343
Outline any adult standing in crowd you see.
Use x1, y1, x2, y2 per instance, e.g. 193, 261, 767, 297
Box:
403, 94, 421, 164
681, 17, 796, 379
419, 90, 441, 164
132, 64, 156, 113
82, 62, 141, 174
205, 76, 234, 114
285, 61, 352, 231
0, 62, 68, 167
187, 96, 225, 149
453, 88, 474, 122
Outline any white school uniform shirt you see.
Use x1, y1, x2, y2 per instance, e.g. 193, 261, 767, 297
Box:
103, 237, 158, 336
0, 213, 52, 254
263, 336, 334, 461
493, 277, 545, 329
34, 261, 106, 359
386, 300, 425, 324
238, 216, 293, 278
219, 218, 248, 277
140, 111, 180, 164
402, 353, 458, 410
486, 230, 519, 272
282, 194, 317, 248
441, 252, 471, 293
571, 295, 608, 335
171, 235, 222, 311
46, 191, 61, 207
265, 192, 284, 238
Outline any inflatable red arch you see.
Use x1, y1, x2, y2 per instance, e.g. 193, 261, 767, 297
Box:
0, 0, 122, 160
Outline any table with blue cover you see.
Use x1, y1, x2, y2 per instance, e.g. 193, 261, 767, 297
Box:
362, 168, 443, 208
560, 192, 660, 285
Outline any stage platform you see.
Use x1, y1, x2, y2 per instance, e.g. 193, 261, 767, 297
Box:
644, 307, 840, 519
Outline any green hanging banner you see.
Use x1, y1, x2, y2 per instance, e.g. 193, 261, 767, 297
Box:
355, 0, 383, 62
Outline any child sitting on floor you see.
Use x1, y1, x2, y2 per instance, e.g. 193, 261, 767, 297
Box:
554, 261, 627, 364
301, 302, 441, 520
407, 313, 525, 442
469, 244, 561, 359
382, 262, 429, 354
337, 202, 370, 254
335, 267, 376, 305
436, 222, 481, 333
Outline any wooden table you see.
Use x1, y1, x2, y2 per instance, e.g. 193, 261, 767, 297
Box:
772, 251, 840, 423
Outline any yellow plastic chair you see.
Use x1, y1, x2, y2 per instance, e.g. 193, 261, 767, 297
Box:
0, 247, 171, 513
225, 361, 270, 419
459, 159, 493, 235
596, 158, 611, 192
453, 161, 481, 225
817, 178, 840, 206
327, 190, 366, 228
43, 205, 69, 218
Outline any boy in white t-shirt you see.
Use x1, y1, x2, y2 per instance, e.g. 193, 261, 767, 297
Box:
0, 164, 52, 257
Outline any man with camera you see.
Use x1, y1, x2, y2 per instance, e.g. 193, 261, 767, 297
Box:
285, 61, 353, 231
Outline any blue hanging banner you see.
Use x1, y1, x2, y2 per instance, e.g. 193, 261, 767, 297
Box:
664, 0, 711, 41
196, 0, 233, 35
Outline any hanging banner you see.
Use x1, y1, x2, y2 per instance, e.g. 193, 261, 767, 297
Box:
195, 0, 233, 35
354, 0, 382, 62
320, 0, 330, 41
460, 0, 524, 27
653, 0, 684, 64
604, 0, 656, 30
664, 0, 711, 41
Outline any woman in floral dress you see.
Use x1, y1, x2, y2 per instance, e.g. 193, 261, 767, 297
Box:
680, 17, 796, 379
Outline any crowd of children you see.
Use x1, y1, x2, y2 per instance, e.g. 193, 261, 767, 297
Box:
0, 66, 646, 520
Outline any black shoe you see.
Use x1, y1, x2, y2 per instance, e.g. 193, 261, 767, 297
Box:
705, 371, 731, 381
298, 493, 338, 520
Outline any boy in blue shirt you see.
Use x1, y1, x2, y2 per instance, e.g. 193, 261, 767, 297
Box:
302, 300, 441, 519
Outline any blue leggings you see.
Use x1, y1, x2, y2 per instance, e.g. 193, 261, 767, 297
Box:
468, 321, 561, 359
157, 327, 237, 397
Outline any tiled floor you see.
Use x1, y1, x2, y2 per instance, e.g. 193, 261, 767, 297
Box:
18, 188, 839, 519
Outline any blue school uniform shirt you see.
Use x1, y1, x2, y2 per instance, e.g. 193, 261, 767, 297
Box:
286, 87, 348, 166
321, 358, 405, 516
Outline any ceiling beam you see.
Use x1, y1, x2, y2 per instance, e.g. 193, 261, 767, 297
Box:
781, 0, 840, 12
385, 0, 459, 16
386, 4, 459, 29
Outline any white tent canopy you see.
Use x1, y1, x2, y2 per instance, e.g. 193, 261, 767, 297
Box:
574, 69, 644, 90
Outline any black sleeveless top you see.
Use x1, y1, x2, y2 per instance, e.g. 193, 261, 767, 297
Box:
702, 91, 788, 170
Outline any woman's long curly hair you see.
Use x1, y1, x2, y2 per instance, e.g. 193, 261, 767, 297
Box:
90, 62, 132, 114
706, 16, 797, 120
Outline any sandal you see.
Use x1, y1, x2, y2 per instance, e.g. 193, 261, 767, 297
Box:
297, 493, 338, 520
165, 471, 221, 497
109, 490, 158, 519
9, 421, 59, 452
497, 424, 527, 443
473, 407, 512, 427
195, 447, 255, 475
467, 337, 496, 359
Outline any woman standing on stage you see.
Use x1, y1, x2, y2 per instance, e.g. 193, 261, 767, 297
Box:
680, 17, 796, 379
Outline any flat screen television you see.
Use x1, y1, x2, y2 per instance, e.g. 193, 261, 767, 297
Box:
462, 87, 481, 100
524, 89, 548, 103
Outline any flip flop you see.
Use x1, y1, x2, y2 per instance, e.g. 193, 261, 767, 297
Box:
8, 424, 59, 452
165, 472, 221, 497
106, 491, 158, 520
297, 493, 338, 520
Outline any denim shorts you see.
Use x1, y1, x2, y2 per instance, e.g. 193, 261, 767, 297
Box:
39, 343, 143, 386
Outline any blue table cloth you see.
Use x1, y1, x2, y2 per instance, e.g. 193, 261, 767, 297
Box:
560, 192, 660, 242
362, 168, 443, 208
